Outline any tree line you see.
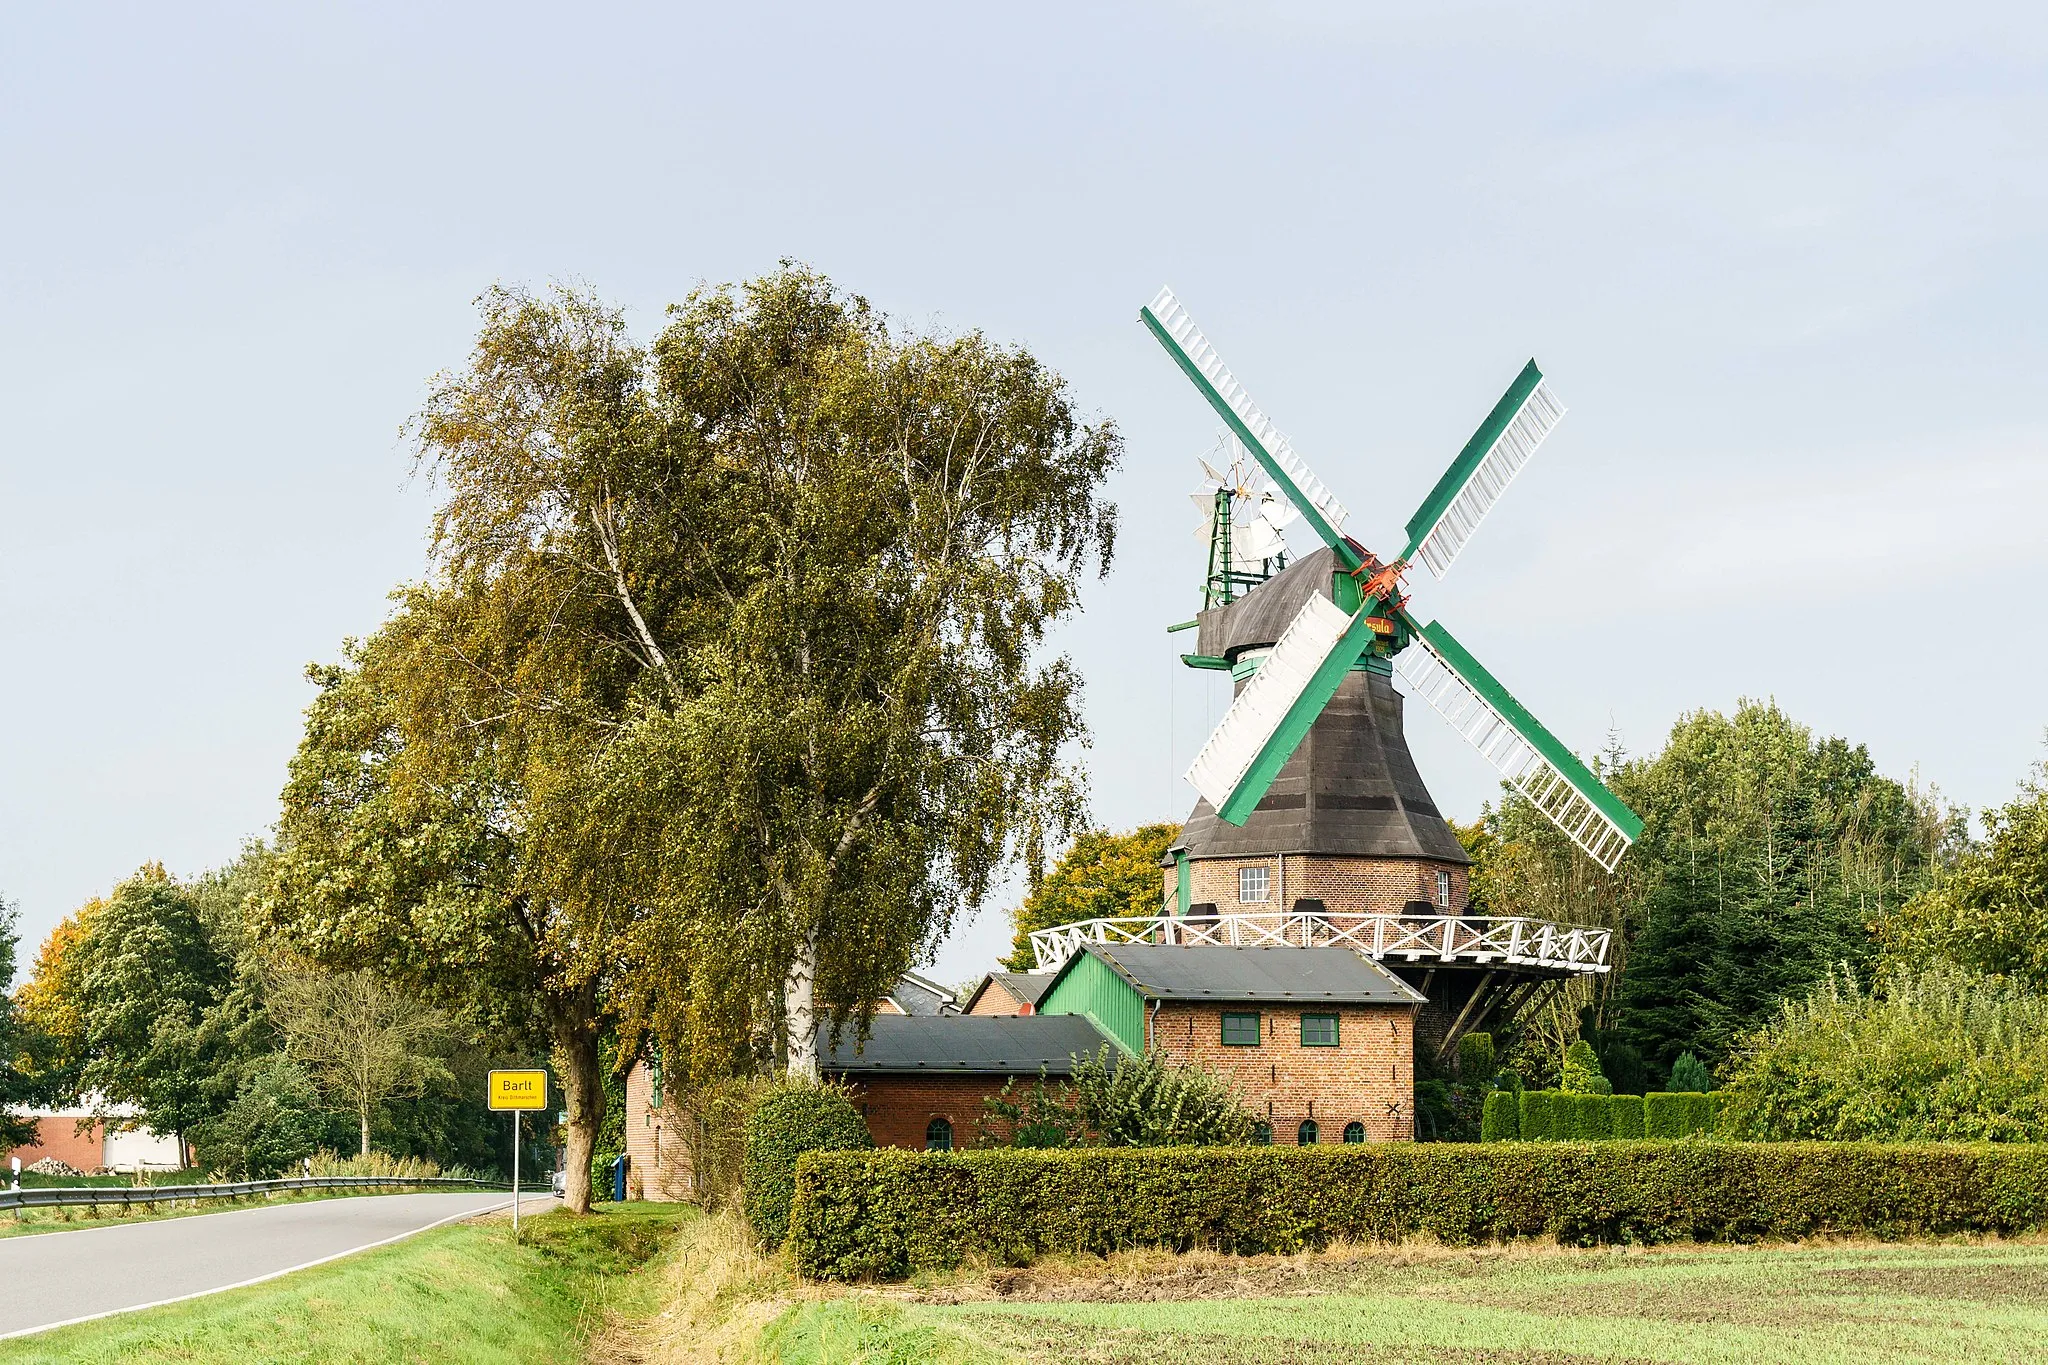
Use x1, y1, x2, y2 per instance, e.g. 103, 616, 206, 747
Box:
2, 264, 1121, 1211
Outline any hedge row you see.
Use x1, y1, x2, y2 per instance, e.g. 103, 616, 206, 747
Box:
1483, 1091, 1718, 1142
787, 1142, 2048, 1280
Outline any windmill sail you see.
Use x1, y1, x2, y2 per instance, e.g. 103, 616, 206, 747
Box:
1393, 616, 1642, 871
1140, 287, 1356, 566
1188, 593, 1382, 825
1401, 361, 1565, 579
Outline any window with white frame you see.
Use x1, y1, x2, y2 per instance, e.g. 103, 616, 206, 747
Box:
1436, 870, 1453, 909
1238, 865, 1271, 903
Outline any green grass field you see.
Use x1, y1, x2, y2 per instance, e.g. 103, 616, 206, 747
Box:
754, 1239, 2048, 1365
0, 1202, 690, 1364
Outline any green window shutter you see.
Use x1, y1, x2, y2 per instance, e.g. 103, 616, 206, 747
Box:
1300, 1013, 1339, 1047
1221, 1012, 1262, 1046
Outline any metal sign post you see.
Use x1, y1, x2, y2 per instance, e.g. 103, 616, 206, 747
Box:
488, 1070, 549, 1242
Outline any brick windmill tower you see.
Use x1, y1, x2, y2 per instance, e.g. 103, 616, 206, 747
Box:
1042, 289, 1645, 1065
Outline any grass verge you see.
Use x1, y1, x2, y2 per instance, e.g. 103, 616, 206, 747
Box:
0, 1201, 691, 1364
628, 1220, 2048, 1364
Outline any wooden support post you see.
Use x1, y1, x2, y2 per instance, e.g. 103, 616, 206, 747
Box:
1435, 970, 1499, 1067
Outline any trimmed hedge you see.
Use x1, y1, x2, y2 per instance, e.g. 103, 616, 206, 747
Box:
1647, 1091, 1719, 1140
1481, 1090, 1520, 1142
742, 1085, 873, 1247
1611, 1094, 1646, 1140
788, 1142, 2048, 1280
1518, 1089, 1558, 1140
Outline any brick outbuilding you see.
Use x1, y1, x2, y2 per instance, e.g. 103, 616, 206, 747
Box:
1037, 942, 1425, 1142
821, 1013, 1107, 1151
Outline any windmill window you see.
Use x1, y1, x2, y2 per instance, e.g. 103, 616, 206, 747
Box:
1436, 871, 1453, 909
1238, 866, 1271, 903
1343, 1121, 1366, 1144
925, 1117, 953, 1152
1221, 1011, 1262, 1046
1297, 1120, 1319, 1145
1301, 1013, 1339, 1047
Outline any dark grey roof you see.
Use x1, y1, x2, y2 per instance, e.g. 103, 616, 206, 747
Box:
820, 1014, 1107, 1075
1195, 546, 1344, 663
888, 971, 960, 1016
1173, 668, 1469, 864
1177, 550, 1467, 865
1083, 944, 1427, 1005
970, 971, 1055, 1010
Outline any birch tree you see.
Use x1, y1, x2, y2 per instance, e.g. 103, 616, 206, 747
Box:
267, 266, 1117, 1208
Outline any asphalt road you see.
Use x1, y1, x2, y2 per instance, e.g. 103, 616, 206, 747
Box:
0, 1190, 556, 1339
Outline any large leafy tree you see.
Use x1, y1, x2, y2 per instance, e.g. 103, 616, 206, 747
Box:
1003, 823, 1179, 970
69, 866, 262, 1155
267, 266, 1118, 1209
618, 269, 1118, 1083
1475, 701, 1943, 1079
1877, 765, 2048, 987
12, 896, 103, 1101
1, 897, 44, 1148
1609, 701, 1943, 1069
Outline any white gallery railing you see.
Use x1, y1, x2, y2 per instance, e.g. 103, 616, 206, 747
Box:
1028, 911, 1611, 975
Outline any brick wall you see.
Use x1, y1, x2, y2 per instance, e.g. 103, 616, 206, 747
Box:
622, 1059, 696, 1201
2, 1116, 105, 1173
838, 1074, 1054, 1150
1147, 1000, 1415, 1142
966, 982, 1028, 1016
1168, 855, 1467, 918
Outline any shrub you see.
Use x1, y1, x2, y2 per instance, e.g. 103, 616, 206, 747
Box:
683, 1075, 778, 1211
1518, 1088, 1557, 1140
191, 1057, 326, 1180
788, 1142, 2048, 1280
1481, 1091, 1520, 1142
1718, 964, 2048, 1141
742, 1081, 872, 1246
1071, 1046, 1257, 1147
1560, 1040, 1612, 1095
1669, 1051, 1713, 1093
1609, 1094, 1646, 1140
307, 1149, 449, 1179
1458, 1032, 1496, 1082
978, 1072, 1086, 1149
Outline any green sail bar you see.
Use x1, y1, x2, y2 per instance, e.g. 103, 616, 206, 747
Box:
1401, 360, 1565, 580
1140, 288, 1363, 573
1395, 614, 1642, 870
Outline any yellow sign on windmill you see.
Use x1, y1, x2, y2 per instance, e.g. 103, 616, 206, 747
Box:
488, 1070, 548, 1111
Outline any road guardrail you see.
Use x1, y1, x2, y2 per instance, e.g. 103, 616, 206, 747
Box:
1, 1174, 515, 1215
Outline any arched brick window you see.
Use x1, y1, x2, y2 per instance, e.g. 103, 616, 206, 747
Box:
1343, 1121, 1365, 1144
1297, 1119, 1319, 1145
925, 1117, 953, 1151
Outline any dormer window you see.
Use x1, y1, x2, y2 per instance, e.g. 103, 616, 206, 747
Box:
1238, 865, 1271, 903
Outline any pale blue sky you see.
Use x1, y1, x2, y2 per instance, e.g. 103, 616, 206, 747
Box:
4, 3, 2044, 986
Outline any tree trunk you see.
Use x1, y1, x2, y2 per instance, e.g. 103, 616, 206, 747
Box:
359, 1104, 371, 1158
785, 928, 820, 1080
551, 984, 603, 1214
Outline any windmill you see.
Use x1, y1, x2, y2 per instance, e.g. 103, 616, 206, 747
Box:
1142, 287, 1642, 873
